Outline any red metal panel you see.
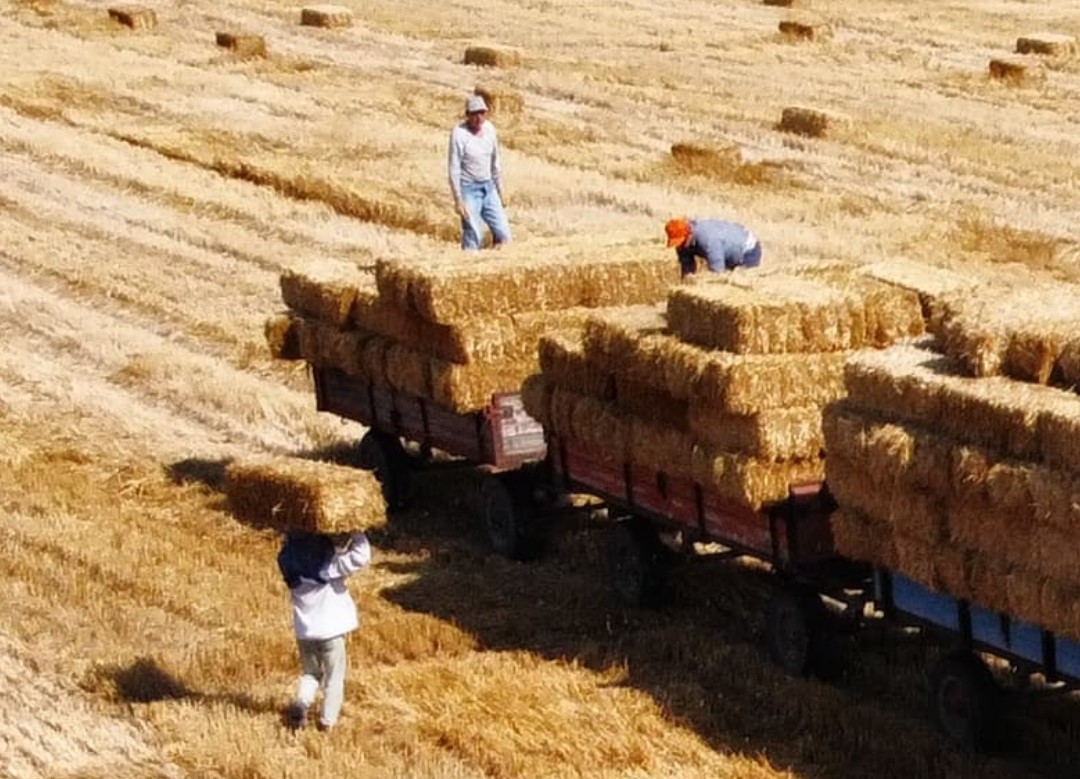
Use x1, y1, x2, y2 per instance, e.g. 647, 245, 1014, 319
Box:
700, 492, 773, 557
424, 402, 485, 462
563, 441, 626, 499
313, 367, 374, 425
626, 463, 699, 532
788, 507, 835, 564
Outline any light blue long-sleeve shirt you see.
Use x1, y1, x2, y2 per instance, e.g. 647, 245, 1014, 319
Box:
677, 219, 758, 274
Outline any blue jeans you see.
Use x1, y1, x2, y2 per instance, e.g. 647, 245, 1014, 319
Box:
459, 180, 511, 250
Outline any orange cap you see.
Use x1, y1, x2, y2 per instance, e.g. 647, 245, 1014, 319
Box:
665, 218, 691, 248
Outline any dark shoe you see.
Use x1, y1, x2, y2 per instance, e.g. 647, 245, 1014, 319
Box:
285, 702, 308, 730
316, 720, 332, 732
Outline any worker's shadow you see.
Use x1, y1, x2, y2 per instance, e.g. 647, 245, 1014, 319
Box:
84, 656, 279, 716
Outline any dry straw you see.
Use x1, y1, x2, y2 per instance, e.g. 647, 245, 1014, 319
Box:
829, 508, 898, 569
280, 259, 368, 328
107, 6, 156, 29
538, 332, 614, 401
215, 32, 267, 58
666, 272, 923, 353
225, 456, 387, 534
464, 46, 522, 68
689, 404, 823, 461
690, 445, 825, 508
474, 85, 524, 117
778, 106, 832, 138
300, 5, 353, 28
1015, 33, 1076, 56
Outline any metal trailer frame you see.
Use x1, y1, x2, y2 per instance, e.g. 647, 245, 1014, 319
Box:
548, 433, 867, 676
312, 366, 549, 557
875, 568, 1080, 748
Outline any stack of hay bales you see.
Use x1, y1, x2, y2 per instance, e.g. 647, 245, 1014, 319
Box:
225, 456, 387, 533
523, 264, 927, 510
824, 280, 1080, 639
266, 248, 679, 414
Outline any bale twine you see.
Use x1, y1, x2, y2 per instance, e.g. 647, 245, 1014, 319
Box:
107, 6, 157, 29
464, 46, 522, 68
778, 106, 832, 137
215, 32, 267, 58
1016, 32, 1076, 56
300, 5, 353, 28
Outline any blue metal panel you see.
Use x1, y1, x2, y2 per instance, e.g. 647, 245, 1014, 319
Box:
892, 574, 961, 631
1056, 636, 1080, 683
970, 606, 1006, 647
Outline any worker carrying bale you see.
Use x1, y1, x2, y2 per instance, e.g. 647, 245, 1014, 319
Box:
665, 218, 762, 278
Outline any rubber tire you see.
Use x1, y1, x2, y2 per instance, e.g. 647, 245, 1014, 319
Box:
476, 474, 541, 561
608, 519, 669, 608
928, 651, 1000, 751
358, 430, 410, 509
765, 585, 838, 679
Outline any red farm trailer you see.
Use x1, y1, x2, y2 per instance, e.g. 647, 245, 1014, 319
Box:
312, 365, 549, 558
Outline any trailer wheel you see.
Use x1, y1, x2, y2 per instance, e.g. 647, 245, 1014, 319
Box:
765, 585, 836, 679
477, 473, 541, 561
929, 651, 1000, 751
358, 430, 410, 509
608, 518, 669, 608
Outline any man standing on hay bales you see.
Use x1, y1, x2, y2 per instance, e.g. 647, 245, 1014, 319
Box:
448, 94, 512, 250
665, 217, 762, 277
278, 529, 371, 731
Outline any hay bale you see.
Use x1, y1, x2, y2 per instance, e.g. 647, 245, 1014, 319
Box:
474, 85, 524, 117
615, 376, 688, 432
520, 374, 553, 426
264, 313, 303, 360
988, 57, 1036, 83
628, 417, 694, 475
569, 394, 631, 458
666, 272, 923, 353
778, 20, 830, 41
385, 343, 430, 398
1040, 402, 1080, 476
107, 6, 156, 29
382, 251, 676, 324
763, 0, 798, 6
538, 332, 614, 400
215, 32, 267, 58
1016, 33, 1076, 56
689, 404, 824, 461
857, 259, 981, 330
670, 141, 742, 171
301, 5, 353, 28
778, 106, 831, 138
464, 46, 522, 68
690, 446, 825, 509
430, 356, 537, 413
280, 259, 368, 327
581, 305, 667, 372
225, 456, 387, 533
930, 282, 1080, 384
1058, 338, 1080, 388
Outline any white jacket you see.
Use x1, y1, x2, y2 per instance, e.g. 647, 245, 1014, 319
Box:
287, 533, 371, 641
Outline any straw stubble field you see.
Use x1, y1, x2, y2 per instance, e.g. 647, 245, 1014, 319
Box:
2, 0, 1080, 777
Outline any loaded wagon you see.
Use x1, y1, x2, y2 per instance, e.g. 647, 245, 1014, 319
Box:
312, 365, 551, 559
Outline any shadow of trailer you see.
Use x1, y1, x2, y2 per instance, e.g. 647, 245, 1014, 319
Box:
876, 569, 1080, 751
312, 365, 550, 559
548, 433, 869, 680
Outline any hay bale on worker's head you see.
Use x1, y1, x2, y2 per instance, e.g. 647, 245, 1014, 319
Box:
264, 312, 304, 360
988, 57, 1040, 84
215, 31, 267, 58
225, 456, 387, 534
464, 46, 522, 68
108, 6, 156, 29
280, 259, 370, 327
473, 85, 524, 117
1016, 32, 1076, 56
778, 106, 832, 138
300, 5, 353, 27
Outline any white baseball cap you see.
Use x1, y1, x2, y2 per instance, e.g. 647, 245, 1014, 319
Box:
465, 95, 489, 114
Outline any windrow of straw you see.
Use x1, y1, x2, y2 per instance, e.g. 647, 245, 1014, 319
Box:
224, 456, 387, 534
930, 281, 1080, 386
667, 272, 924, 353
825, 354, 1080, 640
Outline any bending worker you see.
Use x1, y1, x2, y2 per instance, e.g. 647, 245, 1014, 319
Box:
665, 217, 761, 277
448, 94, 511, 250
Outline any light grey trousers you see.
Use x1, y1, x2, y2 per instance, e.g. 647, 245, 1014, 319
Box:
294, 635, 347, 727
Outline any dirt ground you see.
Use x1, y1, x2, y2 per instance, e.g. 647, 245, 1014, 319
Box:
1, 0, 1079, 777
